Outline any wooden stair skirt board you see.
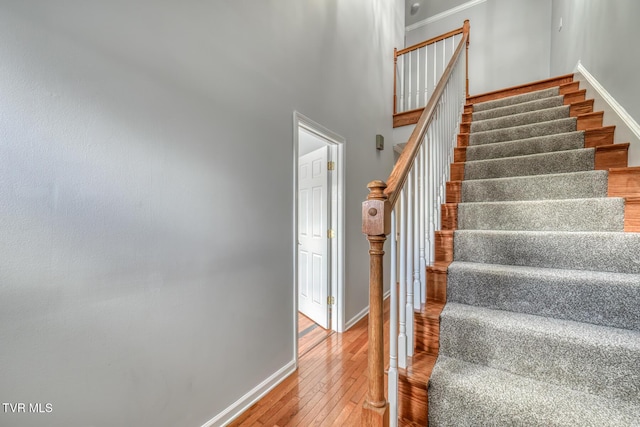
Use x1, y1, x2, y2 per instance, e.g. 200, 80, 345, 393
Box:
441, 204, 458, 231
397, 235, 454, 424
398, 264, 449, 426
446, 181, 462, 204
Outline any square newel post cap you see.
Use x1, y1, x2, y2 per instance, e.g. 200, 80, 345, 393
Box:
362, 180, 391, 236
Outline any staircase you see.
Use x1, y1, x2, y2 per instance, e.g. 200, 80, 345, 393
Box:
399, 76, 640, 426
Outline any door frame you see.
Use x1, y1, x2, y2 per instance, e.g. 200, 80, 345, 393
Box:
293, 111, 345, 362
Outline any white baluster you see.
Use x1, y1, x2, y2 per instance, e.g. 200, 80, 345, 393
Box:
389, 209, 398, 427
415, 47, 420, 109
398, 55, 405, 113
419, 143, 427, 305
424, 46, 429, 106
433, 41, 437, 91
398, 190, 407, 369
428, 127, 436, 266
413, 160, 421, 311
406, 169, 414, 358
408, 51, 413, 111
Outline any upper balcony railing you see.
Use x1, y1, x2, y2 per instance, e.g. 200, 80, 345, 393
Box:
394, 23, 469, 127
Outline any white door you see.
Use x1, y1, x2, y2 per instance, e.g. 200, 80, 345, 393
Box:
298, 146, 330, 329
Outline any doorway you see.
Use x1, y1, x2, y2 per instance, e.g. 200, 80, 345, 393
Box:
293, 112, 345, 359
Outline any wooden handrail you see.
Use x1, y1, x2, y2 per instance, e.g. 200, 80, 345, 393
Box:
396, 26, 464, 56
362, 20, 469, 427
385, 20, 469, 208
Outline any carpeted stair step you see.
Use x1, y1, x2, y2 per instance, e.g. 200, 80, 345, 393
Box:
461, 170, 609, 202
429, 78, 639, 427
465, 131, 584, 162
464, 148, 594, 180
438, 303, 640, 403
457, 197, 624, 231
469, 117, 576, 146
472, 95, 565, 121
472, 87, 559, 113
470, 105, 570, 133
447, 261, 640, 331
454, 230, 640, 274
428, 356, 640, 427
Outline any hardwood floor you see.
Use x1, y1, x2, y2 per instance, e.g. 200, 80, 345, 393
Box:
229, 302, 390, 426
298, 312, 333, 357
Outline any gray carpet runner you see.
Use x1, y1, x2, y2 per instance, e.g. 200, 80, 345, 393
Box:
472, 95, 565, 121
429, 86, 640, 426
465, 131, 585, 162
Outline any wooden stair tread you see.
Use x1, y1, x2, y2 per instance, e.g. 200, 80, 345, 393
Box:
427, 261, 451, 273
399, 350, 438, 386
416, 301, 445, 320
398, 418, 425, 427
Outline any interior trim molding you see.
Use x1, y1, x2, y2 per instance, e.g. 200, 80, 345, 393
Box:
344, 290, 391, 331
406, 0, 486, 32
575, 61, 640, 142
201, 359, 297, 427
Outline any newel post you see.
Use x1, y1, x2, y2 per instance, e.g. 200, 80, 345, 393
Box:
362, 180, 391, 427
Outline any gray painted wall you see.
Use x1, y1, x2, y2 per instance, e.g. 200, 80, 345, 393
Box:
550, 0, 640, 165
406, 0, 552, 96
0, 1, 403, 426
407, 0, 470, 25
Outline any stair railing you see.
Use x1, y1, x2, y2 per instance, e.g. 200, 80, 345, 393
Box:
362, 21, 469, 427
394, 23, 469, 116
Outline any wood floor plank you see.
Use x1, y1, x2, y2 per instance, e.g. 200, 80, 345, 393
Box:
229, 301, 391, 426
298, 312, 333, 356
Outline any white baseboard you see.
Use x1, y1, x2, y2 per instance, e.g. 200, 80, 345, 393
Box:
574, 61, 640, 166
344, 290, 391, 331
202, 359, 297, 427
